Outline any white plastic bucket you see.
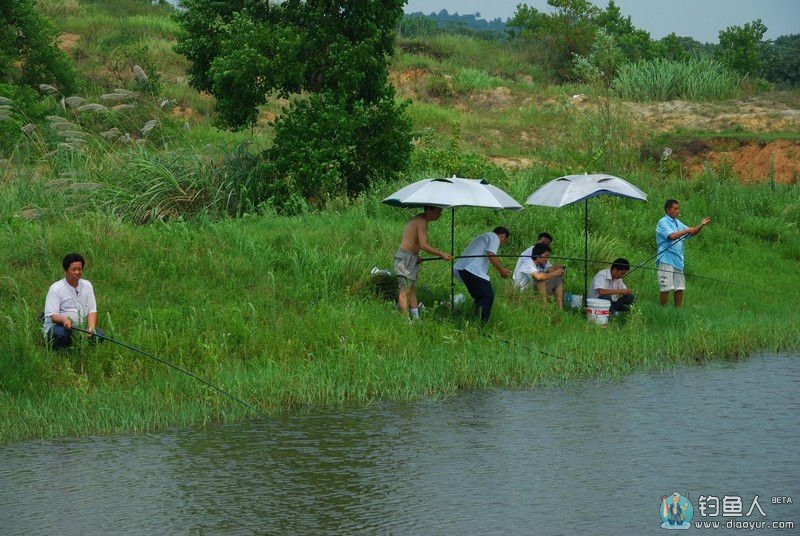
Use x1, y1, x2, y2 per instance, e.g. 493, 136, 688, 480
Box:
585, 298, 611, 326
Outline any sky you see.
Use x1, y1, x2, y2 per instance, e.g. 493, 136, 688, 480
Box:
403, 0, 800, 43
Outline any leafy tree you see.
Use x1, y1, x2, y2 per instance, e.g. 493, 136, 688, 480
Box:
0, 0, 77, 92
175, 0, 411, 207
508, 0, 599, 81
594, 0, 654, 62
760, 34, 800, 87
714, 19, 767, 76
266, 92, 412, 204
573, 28, 624, 87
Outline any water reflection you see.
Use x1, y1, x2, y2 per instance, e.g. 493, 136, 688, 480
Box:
1, 354, 798, 534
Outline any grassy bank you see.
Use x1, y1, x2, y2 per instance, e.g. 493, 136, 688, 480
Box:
2, 170, 799, 443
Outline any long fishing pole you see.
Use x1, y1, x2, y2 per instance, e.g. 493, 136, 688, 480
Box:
70, 326, 267, 418
417, 250, 733, 285
625, 233, 690, 277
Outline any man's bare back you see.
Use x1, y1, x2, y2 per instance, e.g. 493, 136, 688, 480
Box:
399, 214, 427, 254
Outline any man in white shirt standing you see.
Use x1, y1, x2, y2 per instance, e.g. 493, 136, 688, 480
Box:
43, 253, 104, 349
589, 258, 635, 313
453, 226, 511, 324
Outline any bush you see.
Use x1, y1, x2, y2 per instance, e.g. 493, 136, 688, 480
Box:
1, 0, 78, 93
760, 34, 800, 87
0, 84, 56, 158
265, 92, 412, 210
108, 42, 163, 96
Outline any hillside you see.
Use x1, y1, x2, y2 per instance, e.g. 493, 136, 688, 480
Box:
29, 0, 799, 185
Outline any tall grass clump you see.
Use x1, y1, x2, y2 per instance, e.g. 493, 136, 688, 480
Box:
452, 68, 508, 92
96, 144, 266, 223
612, 57, 743, 102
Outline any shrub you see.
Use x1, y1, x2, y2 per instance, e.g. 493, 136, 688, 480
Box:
265, 92, 412, 210
1, 0, 78, 93
0, 84, 56, 158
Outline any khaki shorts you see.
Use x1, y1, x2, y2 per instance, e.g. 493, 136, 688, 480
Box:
394, 248, 419, 289
658, 263, 685, 292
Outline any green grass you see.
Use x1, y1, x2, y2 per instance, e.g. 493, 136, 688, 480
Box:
2, 167, 799, 443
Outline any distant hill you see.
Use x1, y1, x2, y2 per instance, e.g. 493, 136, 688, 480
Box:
406, 9, 506, 33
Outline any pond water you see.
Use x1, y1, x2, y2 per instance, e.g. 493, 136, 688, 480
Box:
1, 354, 798, 534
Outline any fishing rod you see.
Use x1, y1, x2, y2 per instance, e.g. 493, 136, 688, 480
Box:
625, 233, 690, 278
417, 250, 733, 285
70, 326, 267, 418
492, 336, 566, 360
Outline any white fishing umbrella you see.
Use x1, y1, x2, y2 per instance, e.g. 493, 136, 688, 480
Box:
383, 176, 522, 305
383, 176, 522, 210
525, 173, 647, 305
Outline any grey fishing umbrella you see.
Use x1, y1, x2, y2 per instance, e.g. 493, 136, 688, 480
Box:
383, 176, 523, 305
525, 173, 647, 306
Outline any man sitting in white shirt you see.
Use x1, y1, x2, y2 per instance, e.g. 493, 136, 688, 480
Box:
43, 253, 104, 349
589, 258, 635, 313
512, 243, 565, 309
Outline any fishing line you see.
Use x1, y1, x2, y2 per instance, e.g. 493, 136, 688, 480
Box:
70, 326, 267, 418
417, 249, 733, 285
625, 233, 691, 277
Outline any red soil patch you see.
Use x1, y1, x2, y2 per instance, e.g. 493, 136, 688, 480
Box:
58, 33, 80, 52
676, 140, 800, 184
389, 68, 431, 99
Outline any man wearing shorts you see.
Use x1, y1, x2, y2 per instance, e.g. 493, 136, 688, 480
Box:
656, 199, 711, 307
394, 206, 452, 319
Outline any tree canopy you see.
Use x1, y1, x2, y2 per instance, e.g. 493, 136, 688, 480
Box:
714, 19, 768, 77
175, 0, 412, 209
176, 0, 404, 128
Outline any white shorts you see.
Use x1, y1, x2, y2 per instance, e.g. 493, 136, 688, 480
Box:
658, 263, 685, 292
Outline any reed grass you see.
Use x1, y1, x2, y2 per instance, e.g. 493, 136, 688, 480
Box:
612, 57, 743, 102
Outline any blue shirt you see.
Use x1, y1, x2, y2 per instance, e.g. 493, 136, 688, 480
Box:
656, 215, 690, 270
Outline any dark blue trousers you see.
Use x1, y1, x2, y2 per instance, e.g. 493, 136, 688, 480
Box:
458, 269, 494, 324
598, 294, 636, 313
48, 326, 105, 350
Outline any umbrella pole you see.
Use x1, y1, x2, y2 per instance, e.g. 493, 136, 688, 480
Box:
584, 199, 588, 308
450, 207, 455, 312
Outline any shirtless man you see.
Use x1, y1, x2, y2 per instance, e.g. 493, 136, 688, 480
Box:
394, 206, 452, 319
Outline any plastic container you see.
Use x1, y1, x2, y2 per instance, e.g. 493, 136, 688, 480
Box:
565, 293, 583, 310
585, 298, 611, 326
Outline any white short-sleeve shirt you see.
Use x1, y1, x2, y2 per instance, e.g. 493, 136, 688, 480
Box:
588, 268, 627, 301
43, 278, 97, 335
512, 246, 551, 290
453, 232, 500, 281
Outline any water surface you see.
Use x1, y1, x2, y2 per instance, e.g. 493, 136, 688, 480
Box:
2, 354, 798, 534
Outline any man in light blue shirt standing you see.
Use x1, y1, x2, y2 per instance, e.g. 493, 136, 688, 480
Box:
656, 199, 711, 307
